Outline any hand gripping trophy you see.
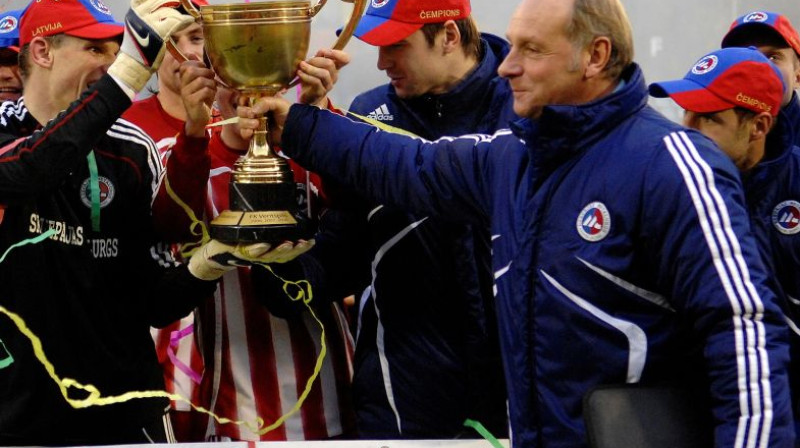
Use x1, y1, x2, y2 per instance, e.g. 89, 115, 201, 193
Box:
178, 0, 366, 244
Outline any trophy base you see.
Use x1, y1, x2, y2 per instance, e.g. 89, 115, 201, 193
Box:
210, 209, 310, 244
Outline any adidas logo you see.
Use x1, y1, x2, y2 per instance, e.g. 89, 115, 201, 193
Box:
367, 104, 394, 121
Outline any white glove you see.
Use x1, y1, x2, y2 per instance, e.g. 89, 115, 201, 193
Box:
108, 0, 194, 92
188, 239, 315, 281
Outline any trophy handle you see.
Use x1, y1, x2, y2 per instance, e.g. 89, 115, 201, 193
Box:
310, 0, 367, 50
178, 0, 202, 20
168, 0, 201, 64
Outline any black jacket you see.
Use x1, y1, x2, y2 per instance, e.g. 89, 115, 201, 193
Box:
0, 76, 216, 445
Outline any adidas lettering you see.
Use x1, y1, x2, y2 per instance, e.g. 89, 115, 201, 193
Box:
368, 104, 394, 121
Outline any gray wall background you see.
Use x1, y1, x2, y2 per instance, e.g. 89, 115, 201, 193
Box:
6, 0, 799, 121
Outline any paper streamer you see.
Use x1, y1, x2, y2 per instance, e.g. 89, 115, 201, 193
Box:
0, 224, 327, 436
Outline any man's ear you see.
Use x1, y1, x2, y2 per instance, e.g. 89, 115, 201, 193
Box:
750, 112, 774, 143
441, 20, 462, 55
584, 36, 611, 80
29, 37, 54, 70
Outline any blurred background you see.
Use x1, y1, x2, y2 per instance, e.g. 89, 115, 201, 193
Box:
2, 0, 798, 122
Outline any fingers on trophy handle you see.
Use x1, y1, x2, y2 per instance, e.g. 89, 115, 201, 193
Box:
167, 39, 188, 63
167, 0, 194, 64
179, 0, 202, 19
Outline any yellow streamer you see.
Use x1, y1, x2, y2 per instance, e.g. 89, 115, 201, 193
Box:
347, 110, 421, 137
0, 227, 328, 437
0, 303, 264, 433
161, 173, 210, 258
0, 269, 326, 437
251, 262, 327, 435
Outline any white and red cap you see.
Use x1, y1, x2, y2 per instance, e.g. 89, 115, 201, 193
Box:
19, 0, 123, 47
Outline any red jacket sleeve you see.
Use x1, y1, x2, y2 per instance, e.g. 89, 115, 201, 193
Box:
151, 131, 211, 243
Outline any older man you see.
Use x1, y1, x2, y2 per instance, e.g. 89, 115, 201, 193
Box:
240, 0, 795, 446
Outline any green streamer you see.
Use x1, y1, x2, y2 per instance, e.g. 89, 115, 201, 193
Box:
464, 419, 505, 448
86, 151, 100, 232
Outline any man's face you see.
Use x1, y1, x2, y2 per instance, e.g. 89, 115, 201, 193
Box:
683, 109, 756, 171
754, 45, 800, 106
726, 32, 800, 106
48, 35, 119, 111
497, 0, 586, 120
158, 22, 204, 95
376, 29, 448, 98
0, 48, 21, 102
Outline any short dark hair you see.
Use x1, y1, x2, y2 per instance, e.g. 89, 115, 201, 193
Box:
420, 17, 481, 60
18, 34, 66, 80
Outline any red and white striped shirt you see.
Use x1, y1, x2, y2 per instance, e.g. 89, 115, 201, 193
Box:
124, 96, 356, 441
197, 137, 355, 441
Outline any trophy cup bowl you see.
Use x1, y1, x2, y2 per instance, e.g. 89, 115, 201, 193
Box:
179, 0, 366, 244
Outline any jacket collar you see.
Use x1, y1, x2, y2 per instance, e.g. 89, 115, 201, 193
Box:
782, 91, 800, 134
511, 63, 648, 163
744, 112, 797, 198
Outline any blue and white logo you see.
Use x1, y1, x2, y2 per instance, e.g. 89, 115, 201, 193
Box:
744, 12, 769, 23
772, 200, 800, 235
692, 55, 718, 75
89, 0, 112, 16
577, 202, 611, 242
371, 0, 390, 8
368, 103, 394, 121
0, 15, 17, 34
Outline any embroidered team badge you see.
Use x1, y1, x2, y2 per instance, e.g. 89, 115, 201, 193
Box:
89, 0, 112, 15
692, 55, 718, 75
772, 200, 800, 235
371, 0, 390, 8
80, 176, 116, 209
743, 11, 769, 23
577, 202, 611, 242
0, 15, 17, 34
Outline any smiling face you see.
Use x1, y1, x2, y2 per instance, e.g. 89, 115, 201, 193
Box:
47, 35, 119, 111
0, 48, 21, 102
497, 0, 587, 119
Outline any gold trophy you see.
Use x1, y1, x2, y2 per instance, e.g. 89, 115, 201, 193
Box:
178, 0, 366, 243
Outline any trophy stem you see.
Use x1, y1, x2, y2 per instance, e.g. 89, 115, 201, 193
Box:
232, 94, 290, 184
249, 115, 271, 158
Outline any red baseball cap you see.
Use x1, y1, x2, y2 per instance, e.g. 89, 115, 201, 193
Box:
649, 47, 785, 116
19, 0, 123, 47
353, 0, 471, 46
721, 11, 800, 57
